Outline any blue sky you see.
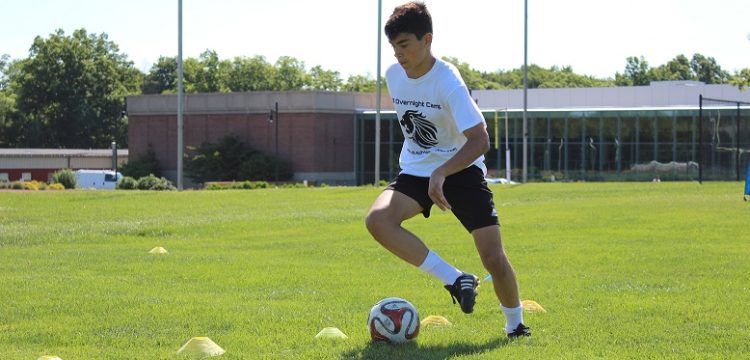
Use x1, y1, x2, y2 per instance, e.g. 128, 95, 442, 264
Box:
1, 0, 748, 79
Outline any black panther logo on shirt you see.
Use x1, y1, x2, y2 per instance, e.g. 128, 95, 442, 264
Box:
400, 110, 438, 149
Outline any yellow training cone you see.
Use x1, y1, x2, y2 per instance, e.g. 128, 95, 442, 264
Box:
37, 357, 63, 360
315, 327, 348, 339
420, 315, 452, 327
522, 300, 546, 313
149, 247, 168, 254
176, 337, 225, 357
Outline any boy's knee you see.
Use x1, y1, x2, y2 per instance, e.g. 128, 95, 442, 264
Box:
481, 251, 511, 275
365, 210, 385, 235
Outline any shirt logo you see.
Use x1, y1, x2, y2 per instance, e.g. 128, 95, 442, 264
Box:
400, 110, 438, 149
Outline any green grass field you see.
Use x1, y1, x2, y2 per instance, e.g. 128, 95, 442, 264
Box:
1, 182, 748, 359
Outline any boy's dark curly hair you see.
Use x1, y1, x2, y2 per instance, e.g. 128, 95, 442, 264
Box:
384, 2, 432, 41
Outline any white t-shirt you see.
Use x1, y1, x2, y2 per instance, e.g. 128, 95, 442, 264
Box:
385, 58, 487, 177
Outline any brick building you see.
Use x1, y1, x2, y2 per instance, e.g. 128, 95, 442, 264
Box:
127, 83, 749, 185
126, 91, 392, 185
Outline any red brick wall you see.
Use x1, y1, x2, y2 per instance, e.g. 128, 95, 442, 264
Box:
2, 169, 56, 182
128, 112, 355, 176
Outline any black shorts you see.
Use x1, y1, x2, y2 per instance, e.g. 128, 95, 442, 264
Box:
385, 165, 500, 233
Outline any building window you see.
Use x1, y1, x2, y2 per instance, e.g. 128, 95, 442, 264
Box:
21, 172, 32, 181
0, 173, 8, 182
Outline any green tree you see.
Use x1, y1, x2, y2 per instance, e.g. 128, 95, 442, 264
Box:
730, 68, 750, 91
180, 57, 202, 93
0, 90, 17, 147
442, 56, 496, 89
226, 55, 276, 91
615, 56, 651, 86
308, 65, 342, 91
482, 68, 521, 89
0, 54, 9, 88
142, 53, 330, 93
342, 74, 377, 92
0, 54, 17, 147
192, 49, 231, 93
690, 54, 729, 84
650, 54, 694, 81
533, 65, 613, 88
273, 56, 309, 90
141, 56, 177, 94
9, 29, 140, 148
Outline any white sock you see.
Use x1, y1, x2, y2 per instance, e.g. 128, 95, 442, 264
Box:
501, 304, 524, 333
418, 250, 462, 285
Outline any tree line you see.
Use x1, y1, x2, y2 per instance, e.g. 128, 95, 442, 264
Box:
1, 28, 748, 149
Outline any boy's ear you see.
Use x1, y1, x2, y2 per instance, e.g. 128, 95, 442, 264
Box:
423, 33, 433, 46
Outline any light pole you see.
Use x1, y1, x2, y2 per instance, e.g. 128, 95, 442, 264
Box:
176, 0, 184, 190
374, 0, 383, 185
522, 0, 528, 183
505, 109, 511, 181
269, 101, 279, 182
111, 140, 117, 172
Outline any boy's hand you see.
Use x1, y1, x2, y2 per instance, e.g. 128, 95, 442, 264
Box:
429, 170, 451, 211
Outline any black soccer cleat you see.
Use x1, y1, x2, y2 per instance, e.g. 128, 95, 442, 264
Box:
444, 273, 479, 314
507, 323, 532, 339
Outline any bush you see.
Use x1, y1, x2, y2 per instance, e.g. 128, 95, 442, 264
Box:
148, 178, 176, 191
241, 181, 270, 189
238, 154, 292, 181
119, 150, 161, 179
11, 181, 24, 190
204, 181, 271, 190
22, 181, 45, 190
137, 174, 175, 191
47, 183, 66, 190
117, 176, 138, 190
51, 169, 77, 189
137, 174, 160, 190
185, 136, 246, 183
185, 135, 293, 183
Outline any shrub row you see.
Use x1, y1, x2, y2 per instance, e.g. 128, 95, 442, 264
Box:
0, 181, 66, 190
204, 181, 310, 190
118, 174, 175, 191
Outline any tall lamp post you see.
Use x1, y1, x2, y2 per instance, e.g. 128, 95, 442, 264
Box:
176, 0, 184, 190
374, 0, 383, 185
269, 101, 279, 182
522, 0, 528, 183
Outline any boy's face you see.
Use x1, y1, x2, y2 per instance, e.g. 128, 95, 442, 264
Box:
389, 32, 433, 78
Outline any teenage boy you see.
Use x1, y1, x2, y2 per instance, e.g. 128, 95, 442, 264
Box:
365, 1, 531, 339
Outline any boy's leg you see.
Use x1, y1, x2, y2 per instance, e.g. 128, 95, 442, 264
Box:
472, 225, 530, 336
366, 188, 477, 313
365, 189, 429, 266
365, 189, 463, 287
471, 225, 520, 307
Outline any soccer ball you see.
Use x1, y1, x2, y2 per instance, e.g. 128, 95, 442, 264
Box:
367, 297, 420, 343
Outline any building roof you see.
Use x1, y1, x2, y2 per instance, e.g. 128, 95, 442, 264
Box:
0, 149, 129, 158
126, 91, 384, 116
472, 83, 750, 110
126, 83, 750, 116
